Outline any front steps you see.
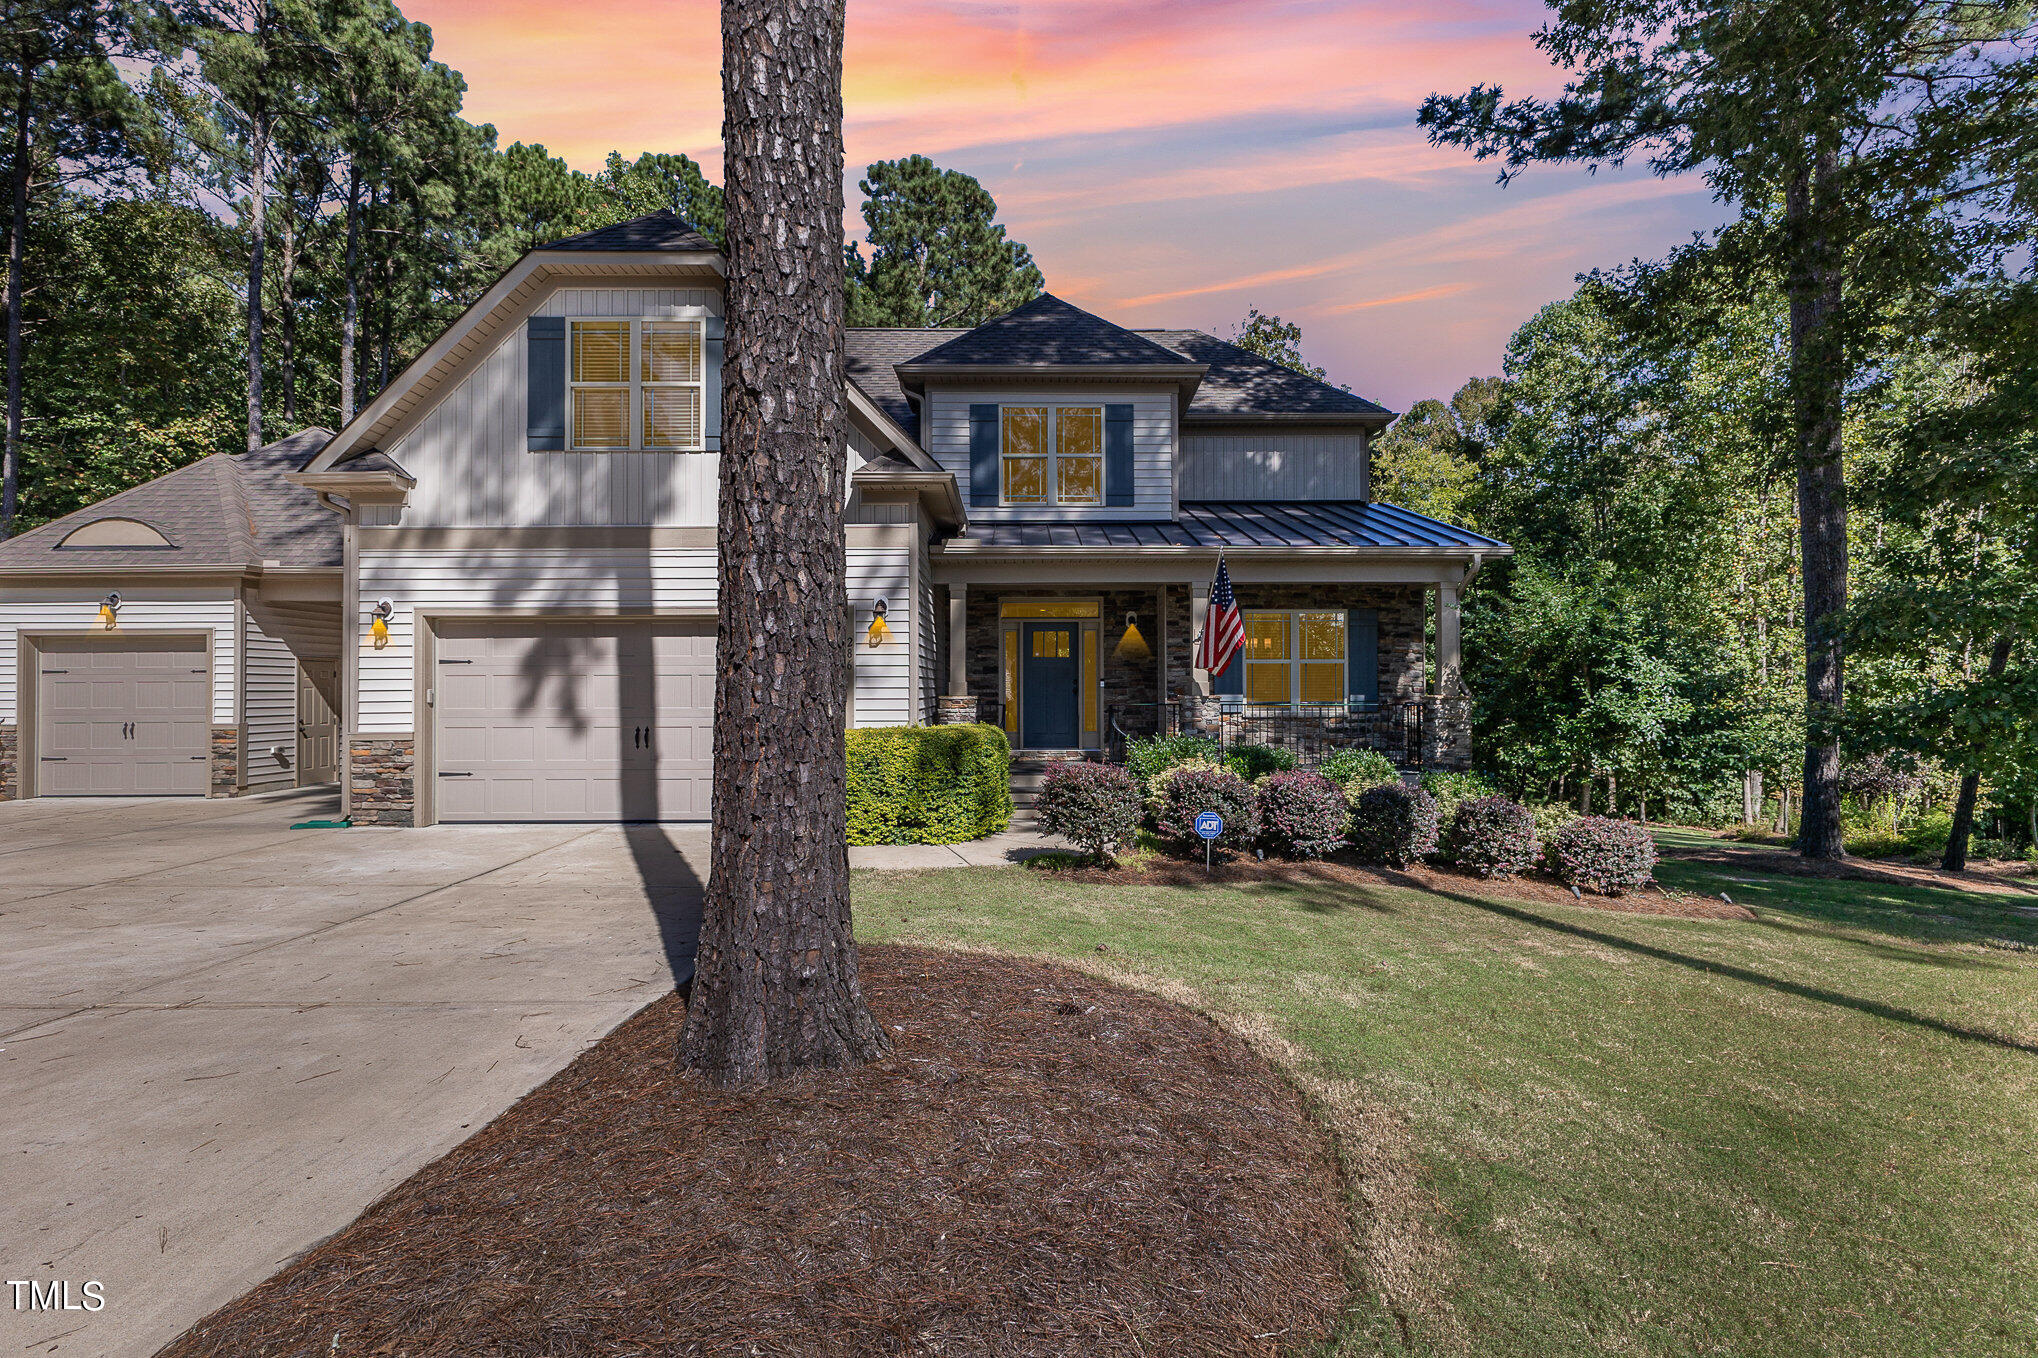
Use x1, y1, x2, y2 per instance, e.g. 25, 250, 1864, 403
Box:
1008, 750, 1092, 809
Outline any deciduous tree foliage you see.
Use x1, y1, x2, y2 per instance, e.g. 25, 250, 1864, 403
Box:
1227, 307, 1325, 381
1421, 0, 2038, 858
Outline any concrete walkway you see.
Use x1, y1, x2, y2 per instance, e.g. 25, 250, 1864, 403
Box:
848, 815, 1069, 869
0, 788, 705, 1358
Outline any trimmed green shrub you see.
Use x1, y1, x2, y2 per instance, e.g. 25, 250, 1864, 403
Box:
1035, 761, 1142, 863
1124, 732, 1221, 795
1256, 771, 1348, 858
1418, 770, 1497, 825
1152, 762, 1261, 857
1349, 783, 1441, 866
1225, 742, 1298, 782
1901, 810, 1954, 855
845, 723, 1011, 845
1444, 795, 1537, 878
1544, 815, 1657, 895
1319, 747, 1400, 795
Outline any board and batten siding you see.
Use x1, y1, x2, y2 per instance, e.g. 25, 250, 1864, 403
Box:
0, 586, 238, 725
1177, 427, 1370, 501
382, 285, 725, 529
923, 385, 1175, 522
241, 603, 298, 789
357, 540, 920, 734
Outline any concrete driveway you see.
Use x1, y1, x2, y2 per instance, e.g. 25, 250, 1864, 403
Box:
0, 788, 704, 1358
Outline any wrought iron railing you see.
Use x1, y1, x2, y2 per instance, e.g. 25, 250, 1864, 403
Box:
1104, 699, 1427, 770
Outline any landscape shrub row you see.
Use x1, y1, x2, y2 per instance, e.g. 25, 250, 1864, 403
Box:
1059, 736, 1657, 893
846, 723, 1012, 846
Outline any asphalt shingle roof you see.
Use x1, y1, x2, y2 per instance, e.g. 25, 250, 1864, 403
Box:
538, 209, 717, 253
900, 294, 1196, 369
0, 427, 340, 571
951, 501, 1505, 552
845, 327, 966, 440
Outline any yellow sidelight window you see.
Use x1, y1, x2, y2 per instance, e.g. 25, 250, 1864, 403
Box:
1001, 407, 1049, 504
1055, 407, 1104, 505
1003, 630, 1020, 733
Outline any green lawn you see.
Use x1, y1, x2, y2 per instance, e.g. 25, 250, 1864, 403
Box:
852, 837, 2038, 1358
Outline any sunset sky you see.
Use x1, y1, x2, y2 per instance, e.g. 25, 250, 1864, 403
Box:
405, 0, 1732, 411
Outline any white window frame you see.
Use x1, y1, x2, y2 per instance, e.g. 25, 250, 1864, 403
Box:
1241, 609, 1349, 706
999, 402, 1105, 508
566, 317, 706, 453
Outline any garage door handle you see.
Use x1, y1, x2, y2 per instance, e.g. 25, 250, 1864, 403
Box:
440, 771, 473, 777
41, 668, 67, 674
40, 756, 66, 762
438, 659, 474, 665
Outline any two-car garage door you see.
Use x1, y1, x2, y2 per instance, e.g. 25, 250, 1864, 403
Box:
433, 621, 715, 822
37, 636, 211, 796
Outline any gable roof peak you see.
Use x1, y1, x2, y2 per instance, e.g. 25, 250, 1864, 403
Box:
537, 208, 717, 254
900, 291, 1200, 371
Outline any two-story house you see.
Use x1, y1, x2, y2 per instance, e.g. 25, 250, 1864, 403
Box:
0, 210, 1507, 824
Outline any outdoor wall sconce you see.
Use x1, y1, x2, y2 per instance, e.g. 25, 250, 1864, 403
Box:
1113, 610, 1151, 664
370, 598, 394, 648
98, 592, 122, 629
867, 597, 891, 648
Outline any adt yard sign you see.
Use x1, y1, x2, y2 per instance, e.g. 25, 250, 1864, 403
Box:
1194, 811, 1224, 877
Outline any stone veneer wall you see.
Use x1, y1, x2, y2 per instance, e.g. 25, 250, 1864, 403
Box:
0, 724, 16, 801
208, 726, 240, 798
349, 737, 416, 826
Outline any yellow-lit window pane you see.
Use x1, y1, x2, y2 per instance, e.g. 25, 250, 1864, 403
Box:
1247, 662, 1289, 703
572, 388, 629, 448
641, 322, 701, 382
1244, 612, 1289, 661
571, 321, 629, 383
1058, 630, 1071, 658
1301, 662, 1344, 703
1003, 456, 1047, 504
1003, 631, 1019, 732
1057, 407, 1102, 457
1298, 611, 1346, 661
1058, 456, 1102, 505
1001, 407, 1047, 458
644, 387, 701, 450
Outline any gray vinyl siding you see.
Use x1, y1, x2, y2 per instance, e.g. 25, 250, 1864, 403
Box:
357, 542, 918, 734
241, 604, 298, 789
924, 385, 1175, 522
244, 598, 341, 660
383, 285, 725, 528
917, 558, 938, 719
1178, 427, 1371, 501
0, 586, 239, 725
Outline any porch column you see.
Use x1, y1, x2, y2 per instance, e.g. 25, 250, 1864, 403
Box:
1190, 579, 1210, 696
1437, 583, 1463, 695
947, 584, 968, 694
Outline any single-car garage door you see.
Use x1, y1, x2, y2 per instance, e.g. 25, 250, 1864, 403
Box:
37, 635, 210, 796
433, 621, 714, 822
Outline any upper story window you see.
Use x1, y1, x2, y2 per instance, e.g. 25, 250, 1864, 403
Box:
568, 318, 704, 451
1001, 404, 1103, 506
1243, 610, 1347, 704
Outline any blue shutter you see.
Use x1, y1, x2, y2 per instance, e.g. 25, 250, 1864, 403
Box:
1212, 653, 1245, 697
1347, 608, 1379, 705
702, 315, 724, 451
969, 403, 999, 504
1105, 403, 1134, 506
527, 317, 566, 451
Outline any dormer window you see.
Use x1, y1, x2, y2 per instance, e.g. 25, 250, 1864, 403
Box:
568, 318, 704, 452
1001, 404, 1103, 507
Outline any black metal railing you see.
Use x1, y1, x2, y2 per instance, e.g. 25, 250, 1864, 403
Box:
1104, 699, 1427, 770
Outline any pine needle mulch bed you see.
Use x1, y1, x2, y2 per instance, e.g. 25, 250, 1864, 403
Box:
1040, 853, 1755, 921
157, 946, 1349, 1358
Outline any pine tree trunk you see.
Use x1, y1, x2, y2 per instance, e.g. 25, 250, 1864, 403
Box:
245, 109, 269, 453
1942, 633, 2014, 872
679, 0, 888, 1086
278, 204, 296, 426
339, 157, 361, 424
2, 67, 31, 540
1784, 153, 1848, 860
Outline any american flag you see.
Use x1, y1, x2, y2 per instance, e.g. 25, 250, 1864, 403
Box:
1197, 555, 1244, 679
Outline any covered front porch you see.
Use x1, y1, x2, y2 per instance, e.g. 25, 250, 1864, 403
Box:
932, 567, 1479, 772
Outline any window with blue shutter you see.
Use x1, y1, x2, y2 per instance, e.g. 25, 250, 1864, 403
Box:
1105, 403, 1134, 506
526, 317, 566, 451
1347, 608, 1380, 705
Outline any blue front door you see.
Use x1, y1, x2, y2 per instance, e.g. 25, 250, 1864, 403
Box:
1021, 622, 1081, 749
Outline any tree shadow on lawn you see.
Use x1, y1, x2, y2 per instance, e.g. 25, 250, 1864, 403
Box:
1420, 885, 2038, 1058
1655, 857, 2038, 951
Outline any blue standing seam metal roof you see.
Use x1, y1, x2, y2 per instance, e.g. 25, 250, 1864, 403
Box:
945, 501, 1509, 552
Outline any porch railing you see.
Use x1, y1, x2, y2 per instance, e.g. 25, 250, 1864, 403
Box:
1104, 699, 1426, 770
